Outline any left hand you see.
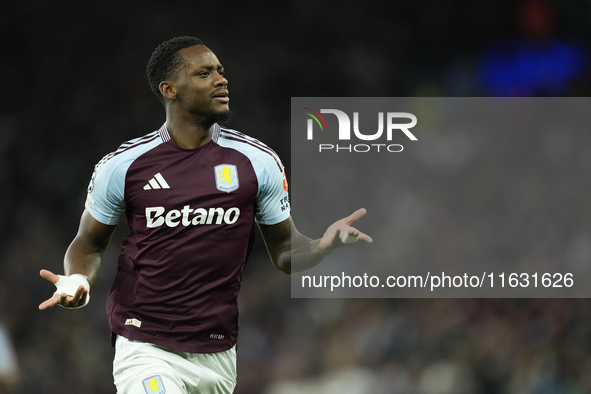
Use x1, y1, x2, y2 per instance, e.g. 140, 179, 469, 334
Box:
317, 208, 373, 255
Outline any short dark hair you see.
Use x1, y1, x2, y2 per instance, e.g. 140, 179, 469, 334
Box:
146, 36, 204, 105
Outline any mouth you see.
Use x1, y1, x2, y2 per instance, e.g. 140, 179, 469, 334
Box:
212, 90, 229, 103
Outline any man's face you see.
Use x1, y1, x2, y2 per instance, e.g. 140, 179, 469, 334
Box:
172, 45, 230, 125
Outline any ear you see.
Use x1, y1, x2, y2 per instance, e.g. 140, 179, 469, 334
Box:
159, 81, 176, 101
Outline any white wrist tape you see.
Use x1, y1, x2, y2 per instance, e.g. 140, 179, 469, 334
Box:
54, 274, 90, 309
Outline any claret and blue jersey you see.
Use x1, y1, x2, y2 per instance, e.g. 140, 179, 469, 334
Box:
85, 123, 290, 353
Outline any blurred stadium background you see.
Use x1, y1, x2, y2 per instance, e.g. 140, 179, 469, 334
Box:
2, 0, 591, 392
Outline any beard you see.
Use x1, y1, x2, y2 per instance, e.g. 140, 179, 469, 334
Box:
190, 107, 232, 130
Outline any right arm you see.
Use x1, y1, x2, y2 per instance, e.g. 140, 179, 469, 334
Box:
38, 209, 116, 310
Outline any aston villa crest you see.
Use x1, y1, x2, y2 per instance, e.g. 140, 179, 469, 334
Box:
214, 164, 239, 193
142, 375, 166, 394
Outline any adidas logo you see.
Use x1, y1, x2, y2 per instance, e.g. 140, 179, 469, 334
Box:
143, 173, 170, 190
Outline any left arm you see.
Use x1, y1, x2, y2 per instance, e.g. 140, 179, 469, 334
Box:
258, 208, 372, 274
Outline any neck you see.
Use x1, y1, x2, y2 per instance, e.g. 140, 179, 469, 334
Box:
165, 113, 213, 149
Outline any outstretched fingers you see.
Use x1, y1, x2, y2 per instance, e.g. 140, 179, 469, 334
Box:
344, 208, 367, 226
71, 285, 88, 306
341, 209, 372, 243
39, 269, 60, 310
321, 208, 372, 250
39, 294, 60, 310
39, 269, 59, 284
38, 271, 88, 309
340, 226, 373, 244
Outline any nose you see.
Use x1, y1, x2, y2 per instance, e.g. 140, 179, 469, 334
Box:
215, 72, 228, 86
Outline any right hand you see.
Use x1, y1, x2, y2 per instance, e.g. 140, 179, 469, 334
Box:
38, 269, 89, 310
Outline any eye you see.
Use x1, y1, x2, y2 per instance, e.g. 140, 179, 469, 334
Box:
197, 71, 210, 77
218, 69, 225, 76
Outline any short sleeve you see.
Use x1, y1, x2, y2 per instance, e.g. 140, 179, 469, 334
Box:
213, 126, 291, 225
255, 162, 290, 225
84, 158, 127, 225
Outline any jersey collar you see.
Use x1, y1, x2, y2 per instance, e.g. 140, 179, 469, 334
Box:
159, 123, 221, 143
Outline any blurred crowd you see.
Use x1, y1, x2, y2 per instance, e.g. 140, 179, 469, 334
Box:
2, 0, 591, 393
